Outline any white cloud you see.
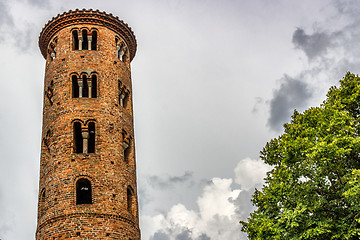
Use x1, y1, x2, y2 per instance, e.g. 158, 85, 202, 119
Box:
142, 178, 243, 240
234, 158, 272, 191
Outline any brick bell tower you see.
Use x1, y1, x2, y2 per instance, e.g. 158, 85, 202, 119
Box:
36, 9, 140, 239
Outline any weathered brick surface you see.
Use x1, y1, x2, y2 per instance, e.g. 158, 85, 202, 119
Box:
36, 10, 140, 240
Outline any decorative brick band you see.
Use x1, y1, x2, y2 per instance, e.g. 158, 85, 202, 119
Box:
36, 212, 136, 233
39, 9, 137, 61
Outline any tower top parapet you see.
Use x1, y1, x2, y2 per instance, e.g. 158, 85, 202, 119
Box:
39, 9, 137, 60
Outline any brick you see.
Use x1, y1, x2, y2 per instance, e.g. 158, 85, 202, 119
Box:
36, 9, 140, 240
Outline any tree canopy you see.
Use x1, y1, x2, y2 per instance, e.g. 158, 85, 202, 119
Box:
241, 73, 360, 239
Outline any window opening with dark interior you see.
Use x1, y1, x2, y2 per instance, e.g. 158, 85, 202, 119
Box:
81, 29, 88, 50
73, 122, 83, 153
123, 139, 131, 163
73, 29, 97, 51
82, 75, 89, 98
72, 75, 79, 98
127, 186, 134, 215
40, 188, 46, 215
91, 74, 97, 98
91, 30, 97, 50
72, 74, 97, 98
88, 122, 95, 153
72, 30, 79, 50
40, 188, 46, 203
76, 178, 92, 204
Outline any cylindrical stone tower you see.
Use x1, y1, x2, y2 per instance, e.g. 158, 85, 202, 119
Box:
36, 9, 140, 239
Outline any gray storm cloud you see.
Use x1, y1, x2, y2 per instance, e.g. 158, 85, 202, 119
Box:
267, 75, 313, 132
0, 1, 13, 28
151, 231, 170, 240
292, 28, 339, 60
148, 171, 194, 189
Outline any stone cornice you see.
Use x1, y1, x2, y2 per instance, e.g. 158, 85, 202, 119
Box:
39, 9, 137, 61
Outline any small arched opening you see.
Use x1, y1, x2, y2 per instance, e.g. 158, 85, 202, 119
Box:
76, 178, 92, 204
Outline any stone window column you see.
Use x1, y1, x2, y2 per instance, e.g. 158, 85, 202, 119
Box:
87, 79, 92, 98
116, 45, 121, 58
87, 36, 92, 50
78, 79, 83, 98
78, 36, 83, 50
120, 92, 126, 107
123, 141, 129, 151
119, 46, 126, 61
82, 129, 89, 153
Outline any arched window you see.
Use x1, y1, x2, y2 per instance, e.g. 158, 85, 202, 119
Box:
76, 178, 92, 204
81, 29, 88, 50
73, 121, 96, 154
88, 122, 95, 153
73, 29, 97, 51
127, 186, 134, 215
115, 37, 127, 61
91, 30, 97, 50
72, 75, 79, 98
73, 122, 83, 153
72, 73, 98, 98
122, 131, 131, 164
118, 81, 129, 108
72, 30, 79, 50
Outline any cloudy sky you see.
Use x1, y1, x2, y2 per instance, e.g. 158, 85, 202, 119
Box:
1, 0, 360, 239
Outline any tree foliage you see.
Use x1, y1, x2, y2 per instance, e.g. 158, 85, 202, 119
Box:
241, 73, 360, 239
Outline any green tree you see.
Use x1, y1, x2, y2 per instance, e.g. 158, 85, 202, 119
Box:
241, 73, 360, 239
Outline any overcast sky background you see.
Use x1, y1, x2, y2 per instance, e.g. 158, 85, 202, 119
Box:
1, 0, 360, 239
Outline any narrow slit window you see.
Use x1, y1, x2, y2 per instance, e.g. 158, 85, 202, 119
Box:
91, 75, 97, 98
123, 92, 129, 109
40, 188, 46, 215
73, 122, 83, 153
88, 122, 95, 153
124, 139, 131, 163
76, 178, 92, 204
115, 37, 120, 58
40, 188, 46, 203
72, 75, 79, 98
82, 29, 88, 50
127, 186, 134, 215
72, 30, 79, 50
119, 90, 127, 107
91, 31, 97, 50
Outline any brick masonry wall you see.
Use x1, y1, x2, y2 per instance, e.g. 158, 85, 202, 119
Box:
36, 14, 140, 240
